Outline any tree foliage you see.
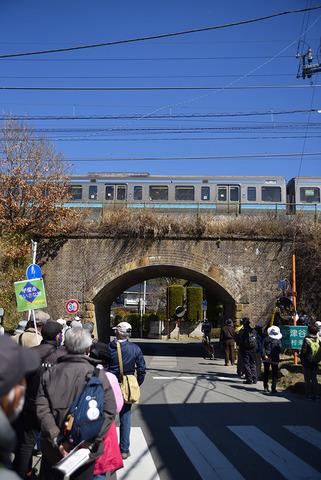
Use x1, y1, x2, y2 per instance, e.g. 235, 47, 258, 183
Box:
187, 287, 202, 322
0, 119, 76, 235
168, 284, 184, 318
0, 119, 77, 330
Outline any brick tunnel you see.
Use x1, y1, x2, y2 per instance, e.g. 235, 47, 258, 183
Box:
93, 265, 236, 342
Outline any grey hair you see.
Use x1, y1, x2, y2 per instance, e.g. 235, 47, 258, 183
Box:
64, 327, 92, 354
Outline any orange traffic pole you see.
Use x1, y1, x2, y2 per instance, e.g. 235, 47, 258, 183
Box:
292, 254, 298, 365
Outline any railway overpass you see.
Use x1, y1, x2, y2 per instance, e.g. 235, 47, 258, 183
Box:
40, 234, 292, 341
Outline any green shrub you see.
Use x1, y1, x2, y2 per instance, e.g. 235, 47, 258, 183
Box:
168, 285, 184, 318
187, 287, 202, 322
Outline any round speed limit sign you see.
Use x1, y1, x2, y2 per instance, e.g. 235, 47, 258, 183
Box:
65, 299, 80, 315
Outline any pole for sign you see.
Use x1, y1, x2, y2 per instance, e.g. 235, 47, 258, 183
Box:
30, 240, 39, 343
292, 254, 298, 365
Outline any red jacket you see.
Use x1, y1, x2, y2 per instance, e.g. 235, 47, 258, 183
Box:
93, 421, 123, 475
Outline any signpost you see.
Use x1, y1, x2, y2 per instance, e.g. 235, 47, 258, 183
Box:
26, 263, 42, 280
202, 299, 207, 320
280, 325, 307, 350
14, 278, 47, 312
65, 299, 80, 315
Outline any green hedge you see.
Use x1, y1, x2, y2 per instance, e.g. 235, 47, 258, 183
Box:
187, 287, 202, 322
168, 285, 184, 318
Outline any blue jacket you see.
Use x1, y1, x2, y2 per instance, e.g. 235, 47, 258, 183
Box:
106, 339, 146, 385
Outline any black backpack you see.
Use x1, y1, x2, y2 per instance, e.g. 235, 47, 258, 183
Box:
241, 330, 257, 350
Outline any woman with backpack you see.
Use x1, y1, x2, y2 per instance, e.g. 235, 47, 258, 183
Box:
300, 323, 321, 400
220, 319, 236, 366
262, 326, 283, 393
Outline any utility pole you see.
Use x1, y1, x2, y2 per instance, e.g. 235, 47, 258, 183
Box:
292, 254, 298, 365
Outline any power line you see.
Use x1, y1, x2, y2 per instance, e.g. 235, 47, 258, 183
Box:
2, 108, 318, 121
1, 85, 321, 92
0, 5, 320, 59
57, 152, 321, 162
0, 74, 294, 79
0, 55, 294, 62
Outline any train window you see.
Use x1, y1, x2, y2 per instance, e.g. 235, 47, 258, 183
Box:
218, 187, 227, 201
89, 185, 97, 200
201, 186, 210, 201
261, 186, 281, 202
70, 185, 82, 200
175, 186, 194, 201
149, 185, 168, 200
105, 186, 114, 200
300, 187, 320, 203
230, 187, 239, 202
117, 186, 127, 201
247, 187, 256, 201
134, 186, 143, 201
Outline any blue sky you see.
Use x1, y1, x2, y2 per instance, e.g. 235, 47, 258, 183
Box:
1, 0, 321, 179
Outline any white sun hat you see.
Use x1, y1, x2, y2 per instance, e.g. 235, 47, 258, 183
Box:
267, 325, 282, 340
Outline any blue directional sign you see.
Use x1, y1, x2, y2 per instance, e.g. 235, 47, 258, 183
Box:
26, 263, 42, 280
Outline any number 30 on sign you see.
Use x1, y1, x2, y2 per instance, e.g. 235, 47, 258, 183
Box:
65, 299, 80, 315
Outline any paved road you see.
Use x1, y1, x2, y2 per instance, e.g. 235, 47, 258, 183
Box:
116, 339, 321, 480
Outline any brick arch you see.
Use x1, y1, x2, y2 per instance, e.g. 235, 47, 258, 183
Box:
91, 261, 240, 341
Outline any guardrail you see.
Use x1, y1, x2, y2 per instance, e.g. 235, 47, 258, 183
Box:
65, 201, 321, 221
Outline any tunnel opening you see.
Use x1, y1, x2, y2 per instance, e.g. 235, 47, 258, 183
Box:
93, 265, 236, 342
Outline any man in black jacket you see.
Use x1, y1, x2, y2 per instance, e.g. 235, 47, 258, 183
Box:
13, 321, 66, 478
238, 318, 258, 384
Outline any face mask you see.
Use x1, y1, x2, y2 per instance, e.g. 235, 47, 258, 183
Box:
7, 385, 26, 422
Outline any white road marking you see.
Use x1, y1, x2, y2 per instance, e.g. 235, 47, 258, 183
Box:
171, 426, 244, 480
153, 376, 197, 380
116, 427, 160, 480
284, 425, 321, 450
229, 426, 321, 480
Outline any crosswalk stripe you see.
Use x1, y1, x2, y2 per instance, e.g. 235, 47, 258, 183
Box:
170, 426, 244, 480
116, 427, 160, 480
229, 426, 321, 480
284, 425, 321, 450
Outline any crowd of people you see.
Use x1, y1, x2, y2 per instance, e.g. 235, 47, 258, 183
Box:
0, 313, 146, 480
202, 316, 321, 397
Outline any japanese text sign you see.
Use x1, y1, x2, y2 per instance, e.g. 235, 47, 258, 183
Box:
280, 325, 308, 349
14, 279, 47, 312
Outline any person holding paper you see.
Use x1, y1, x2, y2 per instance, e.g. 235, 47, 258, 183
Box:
36, 327, 116, 480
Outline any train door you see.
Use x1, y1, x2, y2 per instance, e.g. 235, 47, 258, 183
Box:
217, 185, 240, 214
105, 184, 127, 204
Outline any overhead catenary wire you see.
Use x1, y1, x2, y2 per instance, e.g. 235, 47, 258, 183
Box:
0, 5, 320, 59
2, 108, 319, 121
8, 152, 318, 162
1, 85, 321, 91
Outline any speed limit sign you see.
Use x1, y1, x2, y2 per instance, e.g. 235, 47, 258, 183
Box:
65, 299, 80, 315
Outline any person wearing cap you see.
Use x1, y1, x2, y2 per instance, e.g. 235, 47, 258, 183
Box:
262, 326, 283, 393
238, 318, 258, 385
0, 335, 40, 480
300, 323, 320, 400
13, 321, 66, 478
220, 319, 236, 366
12, 310, 50, 348
106, 322, 146, 460
36, 327, 116, 480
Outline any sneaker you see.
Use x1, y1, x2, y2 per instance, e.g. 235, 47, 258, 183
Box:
264, 387, 270, 393
121, 451, 131, 460
243, 380, 252, 384
252, 380, 257, 384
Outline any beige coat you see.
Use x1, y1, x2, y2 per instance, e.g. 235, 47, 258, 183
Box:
12, 328, 42, 347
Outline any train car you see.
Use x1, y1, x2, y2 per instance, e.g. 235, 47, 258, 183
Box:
287, 177, 321, 216
66, 173, 287, 215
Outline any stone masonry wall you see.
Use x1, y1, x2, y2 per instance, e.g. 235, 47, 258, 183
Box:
40, 236, 292, 336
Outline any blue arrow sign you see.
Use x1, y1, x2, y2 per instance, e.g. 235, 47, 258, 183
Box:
26, 263, 42, 280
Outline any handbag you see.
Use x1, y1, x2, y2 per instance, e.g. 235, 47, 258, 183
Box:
116, 342, 140, 404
